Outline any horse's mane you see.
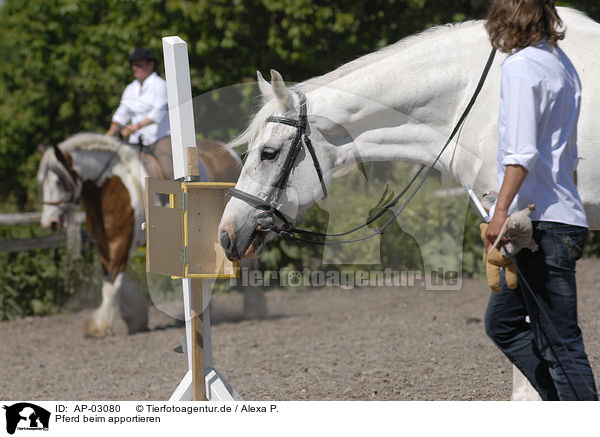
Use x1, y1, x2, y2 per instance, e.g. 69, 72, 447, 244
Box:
37, 132, 142, 190
228, 7, 591, 152
300, 22, 482, 91
58, 132, 141, 165
297, 8, 591, 90
228, 21, 482, 151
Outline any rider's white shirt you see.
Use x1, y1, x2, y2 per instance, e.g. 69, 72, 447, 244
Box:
111, 72, 170, 146
494, 39, 587, 227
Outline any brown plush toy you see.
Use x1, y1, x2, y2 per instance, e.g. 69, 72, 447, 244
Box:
479, 205, 537, 293
480, 223, 518, 292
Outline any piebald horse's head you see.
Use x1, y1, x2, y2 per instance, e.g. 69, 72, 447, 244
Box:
37, 146, 81, 230
219, 70, 334, 261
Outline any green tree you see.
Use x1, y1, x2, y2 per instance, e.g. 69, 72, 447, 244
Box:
0, 0, 496, 210
1, 0, 599, 317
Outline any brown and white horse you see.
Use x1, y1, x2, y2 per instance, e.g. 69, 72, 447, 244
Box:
37, 132, 248, 338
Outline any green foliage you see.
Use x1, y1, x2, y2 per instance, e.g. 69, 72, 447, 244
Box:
0, 224, 101, 320
583, 231, 600, 258
558, 1, 600, 21
1, 0, 599, 316
258, 161, 485, 283
0, 0, 498, 210
1, 0, 598, 207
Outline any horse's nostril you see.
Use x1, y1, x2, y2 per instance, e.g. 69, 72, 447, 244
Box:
220, 229, 231, 250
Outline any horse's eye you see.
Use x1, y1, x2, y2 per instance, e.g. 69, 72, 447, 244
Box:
261, 148, 278, 161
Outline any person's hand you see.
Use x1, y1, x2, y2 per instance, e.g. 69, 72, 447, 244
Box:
486, 209, 509, 249
120, 123, 139, 138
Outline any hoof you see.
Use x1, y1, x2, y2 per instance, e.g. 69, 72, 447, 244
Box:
122, 311, 149, 335
84, 317, 111, 339
243, 289, 268, 319
126, 322, 149, 335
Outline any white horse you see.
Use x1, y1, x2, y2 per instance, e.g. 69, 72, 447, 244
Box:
218, 8, 600, 399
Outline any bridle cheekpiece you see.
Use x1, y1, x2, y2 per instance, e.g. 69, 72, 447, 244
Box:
228, 91, 327, 233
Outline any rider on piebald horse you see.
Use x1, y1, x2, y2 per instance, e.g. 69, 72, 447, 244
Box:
105, 47, 174, 181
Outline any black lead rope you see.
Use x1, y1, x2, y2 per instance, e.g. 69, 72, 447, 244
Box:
293, 165, 426, 238
270, 47, 498, 245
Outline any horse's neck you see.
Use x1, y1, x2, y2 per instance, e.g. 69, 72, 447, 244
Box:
69, 149, 114, 183
71, 149, 133, 184
72, 147, 146, 243
306, 23, 491, 182
72, 149, 144, 205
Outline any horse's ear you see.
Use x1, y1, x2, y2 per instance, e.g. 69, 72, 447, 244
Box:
257, 71, 272, 98
270, 69, 292, 111
53, 145, 70, 169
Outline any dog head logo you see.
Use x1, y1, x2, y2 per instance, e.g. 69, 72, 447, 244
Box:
3, 403, 50, 435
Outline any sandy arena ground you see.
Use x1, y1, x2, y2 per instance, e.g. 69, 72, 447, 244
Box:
2, 259, 599, 401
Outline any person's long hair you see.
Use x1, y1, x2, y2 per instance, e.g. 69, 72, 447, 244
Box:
486, 0, 565, 53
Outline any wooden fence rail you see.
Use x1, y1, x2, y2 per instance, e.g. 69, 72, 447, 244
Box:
0, 212, 43, 226
0, 212, 87, 254
0, 235, 66, 253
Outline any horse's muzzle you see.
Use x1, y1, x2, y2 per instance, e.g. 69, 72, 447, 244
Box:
219, 222, 267, 261
220, 228, 239, 261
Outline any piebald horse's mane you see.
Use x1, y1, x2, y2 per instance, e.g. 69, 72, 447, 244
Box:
58, 132, 141, 167
37, 132, 142, 189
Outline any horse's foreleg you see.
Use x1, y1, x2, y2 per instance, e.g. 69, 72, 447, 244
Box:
84, 273, 124, 338
241, 258, 268, 319
118, 272, 149, 334
511, 365, 542, 400
510, 316, 542, 400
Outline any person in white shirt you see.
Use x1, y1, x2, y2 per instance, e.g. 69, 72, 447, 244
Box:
106, 48, 173, 179
483, 0, 597, 401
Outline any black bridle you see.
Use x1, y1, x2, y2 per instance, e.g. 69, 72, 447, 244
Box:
229, 92, 327, 227
44, 140, 123, 207
43, 145, 81, 206
229, 48, 497, 245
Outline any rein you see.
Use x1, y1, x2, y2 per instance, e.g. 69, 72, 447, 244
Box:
229, 47, 497, 245
91, 128, 141, 187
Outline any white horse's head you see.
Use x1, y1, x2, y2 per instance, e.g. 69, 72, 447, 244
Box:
37, 146, 81, 230
219, 70, 335, 261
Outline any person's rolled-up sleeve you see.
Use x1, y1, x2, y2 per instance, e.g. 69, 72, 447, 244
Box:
146, 81, 169, 124
499, 65, 541, 171
112, 84, 135, 126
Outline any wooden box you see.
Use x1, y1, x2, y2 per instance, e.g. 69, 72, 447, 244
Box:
145, 178, 237, 278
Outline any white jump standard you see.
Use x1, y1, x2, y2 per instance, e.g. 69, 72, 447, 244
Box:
144, 36, 241, 401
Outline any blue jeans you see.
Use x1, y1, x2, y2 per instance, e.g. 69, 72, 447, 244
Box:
484, 221, 598, 400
